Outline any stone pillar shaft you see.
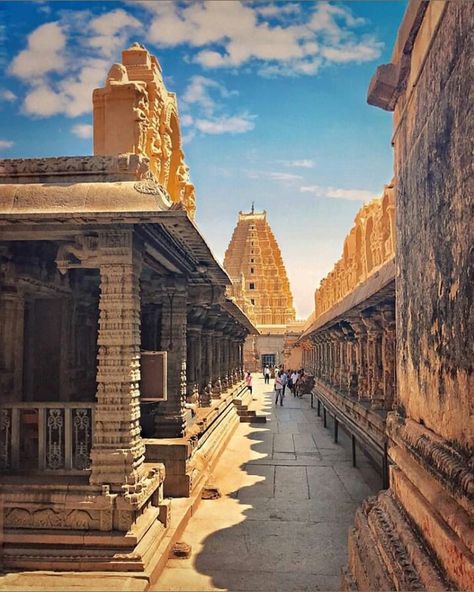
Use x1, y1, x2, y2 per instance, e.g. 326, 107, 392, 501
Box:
90, 246, 145, 489
155, 284, 187, 437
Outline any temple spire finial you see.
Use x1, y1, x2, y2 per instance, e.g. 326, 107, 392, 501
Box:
251, 201, 255, 214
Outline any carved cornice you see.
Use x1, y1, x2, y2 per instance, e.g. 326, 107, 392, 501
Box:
388, 414, 474, 501
0, 154, 149, 183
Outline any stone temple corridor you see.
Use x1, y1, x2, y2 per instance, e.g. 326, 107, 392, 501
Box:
153, 374, 380, 592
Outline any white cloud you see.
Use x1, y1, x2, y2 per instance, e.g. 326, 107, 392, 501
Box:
321, 39, 383, 63
8, 1, 383, 125
195, 113, 256, 135
23, 84, 65, 116
300, 185, 375, 201
88, 9, 141, 58
181, 74, 252, 138
0, 139, 14, 150
0, 89, 16, 102
141, 0, 382, 76
10, 22, 66, 79
281, 159, 315, 168
247, 170, 302, 183
71, 123, 93, 138
10, 9, 139, 118
256, 3, 302, 18
182, 75, 237, 115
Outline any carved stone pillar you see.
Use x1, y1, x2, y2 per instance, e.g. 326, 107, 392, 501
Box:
212, 329, 223, 398
239, 339, 245, 379
320, 336, 327, 381
341, 323, 357, 397
220, 332, 230, 391
328, 330, 341, 389
0, 288, 24, 401
90, 242, 146, 489
230, 336, 239, 384
155, 281, 188, 438
352, 320, 369, 402
186, 326, 201, 406
361, 310, 385, 409
200, 327, 213, 407
381, 305, 396, 410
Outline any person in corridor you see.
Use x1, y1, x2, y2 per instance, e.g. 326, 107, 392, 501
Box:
280, 368, 288, 396
263, 365, 270, 384
274, 371, 284, 406
245, 371, 253, 394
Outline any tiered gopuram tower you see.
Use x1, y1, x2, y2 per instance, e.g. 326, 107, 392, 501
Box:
224, 208, 297, 370
224, 208, 295, 327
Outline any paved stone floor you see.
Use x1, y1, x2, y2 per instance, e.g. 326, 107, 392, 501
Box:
152, 375, 380, 592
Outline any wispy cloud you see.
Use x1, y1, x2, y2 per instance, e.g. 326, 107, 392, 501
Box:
141, 1, 382, 77
247, 170, 303, 183
0, 139, 14, 150
9, 9, 140, 118
182, 75, 237, 116
181, 75, 255, 137
195, 113, 256, 135
0, 89, 17, 102
300, 185, 375, 201
71, 123, 93, 139
8, 1, 383, 124
281, 159, 315, 168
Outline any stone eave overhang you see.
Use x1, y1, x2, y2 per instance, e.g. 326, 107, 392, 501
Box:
367, 0, 448, 111
299, 257, 396, 341
0, 209, 230, 288
222, 298, 259, 335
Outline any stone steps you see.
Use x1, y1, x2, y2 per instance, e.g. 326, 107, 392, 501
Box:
233, 392, 267, 423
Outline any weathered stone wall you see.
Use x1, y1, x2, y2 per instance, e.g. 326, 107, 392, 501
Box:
394, 2, 473, 448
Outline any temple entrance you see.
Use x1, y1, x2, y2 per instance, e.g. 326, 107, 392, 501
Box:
261, 353, 275, 367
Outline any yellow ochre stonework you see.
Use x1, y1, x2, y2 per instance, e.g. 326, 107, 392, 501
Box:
315, 182, 395, 318
93, 43, 196, 218
224, 209, 296, 328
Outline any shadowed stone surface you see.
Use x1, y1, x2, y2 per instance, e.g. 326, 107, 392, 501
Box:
152, 376, 379, 592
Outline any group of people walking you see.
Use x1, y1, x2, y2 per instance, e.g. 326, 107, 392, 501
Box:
264, 366, 312, 406
245, 366, 315, 407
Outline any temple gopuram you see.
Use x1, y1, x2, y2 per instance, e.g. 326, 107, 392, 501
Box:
0, 44, 257, 581
223, 208, 300, 371
299, 2, 473, 590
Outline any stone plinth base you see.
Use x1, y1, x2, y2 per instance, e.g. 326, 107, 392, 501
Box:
0, 465, 167, 573
145, 382, 246, 497
344, 414, 474, 591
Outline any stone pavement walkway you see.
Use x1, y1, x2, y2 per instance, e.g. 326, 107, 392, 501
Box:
152, 375, 380, 592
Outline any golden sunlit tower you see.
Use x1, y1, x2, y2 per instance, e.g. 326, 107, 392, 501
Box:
224, 207, 297, 370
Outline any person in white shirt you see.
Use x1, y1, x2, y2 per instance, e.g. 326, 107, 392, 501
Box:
274, 373, 284, 406
291, 371, 299, 397
263, 365, 270, 384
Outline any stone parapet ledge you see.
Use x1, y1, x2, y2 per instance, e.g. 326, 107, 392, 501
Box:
0, 154, 150, 184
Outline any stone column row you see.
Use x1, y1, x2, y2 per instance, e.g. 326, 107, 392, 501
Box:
307, 303, 396, 411
183, 310, 246, 411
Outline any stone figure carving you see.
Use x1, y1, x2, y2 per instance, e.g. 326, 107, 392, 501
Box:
314, 183, 396, 319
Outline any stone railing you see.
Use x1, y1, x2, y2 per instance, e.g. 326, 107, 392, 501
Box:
0, 402, 94, 473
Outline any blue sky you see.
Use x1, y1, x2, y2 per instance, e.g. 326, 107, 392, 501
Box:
0, 1, 406, 317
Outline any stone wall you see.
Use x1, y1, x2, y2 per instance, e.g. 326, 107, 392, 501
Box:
394, 2, 473, 448
344, 3, 474, 590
